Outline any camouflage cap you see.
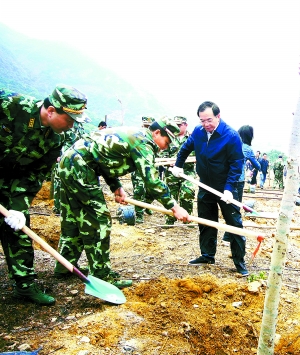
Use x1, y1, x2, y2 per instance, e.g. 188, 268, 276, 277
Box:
174, 116, 188, 124
48, 84, 88, 123
155, 116, 180, 142
142, 116, 155, 127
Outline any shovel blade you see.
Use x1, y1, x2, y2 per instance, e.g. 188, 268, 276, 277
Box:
245, 212, 278, 219
85, 275, 126, 304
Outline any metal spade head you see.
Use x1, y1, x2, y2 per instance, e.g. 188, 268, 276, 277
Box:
244, 212, 279, 219
85, 275, 126, 304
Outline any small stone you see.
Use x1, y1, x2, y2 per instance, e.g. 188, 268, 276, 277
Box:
70, 290, 79, 295
78, 336, 90, 343
60, 325, 71, 330
232, 301, 243, 308
248, 281, 261, 293
145, 228, 155, 234
77, 351, 90, 355
18, 343, 31, 351
274, 333, 281, 345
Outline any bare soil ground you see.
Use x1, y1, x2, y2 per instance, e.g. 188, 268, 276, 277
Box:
1, 177, 300, 355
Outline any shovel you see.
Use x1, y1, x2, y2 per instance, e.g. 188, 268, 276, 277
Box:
154, 157, 196, 166
0, 205, 126, 305
170, 169, 278, 219
124, 198, 265, 241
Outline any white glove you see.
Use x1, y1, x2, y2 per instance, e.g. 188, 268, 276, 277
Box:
221, 190, 233, 204
4, 210, 26, 231
170, 166, 184, 178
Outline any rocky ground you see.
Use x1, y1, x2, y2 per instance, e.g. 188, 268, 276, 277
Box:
1, 177, 300, 355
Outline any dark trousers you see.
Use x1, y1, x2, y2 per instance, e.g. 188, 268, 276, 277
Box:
197, 189, 247, 272
223, 181, 244, 242
250, 169, 258, 185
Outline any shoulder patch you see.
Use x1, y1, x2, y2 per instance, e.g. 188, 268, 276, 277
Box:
28, 117, 35, 128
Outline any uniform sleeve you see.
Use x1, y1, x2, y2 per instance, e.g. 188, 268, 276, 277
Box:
224, 133, 244, 192
102, 173, 122, 193
130, 142, 176, 209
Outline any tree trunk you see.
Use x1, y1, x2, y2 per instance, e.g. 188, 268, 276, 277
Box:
257, 92, 300, 354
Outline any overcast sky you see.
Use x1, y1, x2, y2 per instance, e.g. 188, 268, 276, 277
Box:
1, 0, 299, 153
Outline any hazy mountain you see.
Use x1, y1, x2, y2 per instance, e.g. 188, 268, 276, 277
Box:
0, 23, 171, 128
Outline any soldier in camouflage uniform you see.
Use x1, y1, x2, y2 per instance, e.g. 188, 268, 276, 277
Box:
0, 85, 88, 305
131, 116, 155, 223
55, 118, 190, 287
52, 123, 87, 214
273, 155, 285, 189
164, 116, 196, 225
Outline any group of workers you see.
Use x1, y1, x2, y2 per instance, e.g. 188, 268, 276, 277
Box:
0, 84, 251, 306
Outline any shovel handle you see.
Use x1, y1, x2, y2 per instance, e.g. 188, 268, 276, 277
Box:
155, 157, 196, 166
124, 198, 265, 240
0, 204, 89, 283
175, 170, 257, 214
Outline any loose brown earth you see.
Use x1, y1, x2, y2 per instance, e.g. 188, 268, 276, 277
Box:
1, 177, 300, 355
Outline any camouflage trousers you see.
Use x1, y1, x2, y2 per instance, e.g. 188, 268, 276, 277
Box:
0, 176, 40, 287
164, 171, 196, 223
273, 171, 284, 189
131, 171, 154, 216
55, 152, 113, 279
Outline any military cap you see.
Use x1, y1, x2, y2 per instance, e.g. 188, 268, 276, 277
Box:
154, 116, 180, 142
48, 84, 88, 123
174, 116, 188, 124
142, 116, 155, 127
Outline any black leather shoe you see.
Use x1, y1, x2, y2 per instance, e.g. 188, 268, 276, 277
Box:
188, 256, 215, 265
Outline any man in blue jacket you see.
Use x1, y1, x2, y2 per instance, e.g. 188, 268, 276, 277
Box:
172, 101, 248, 276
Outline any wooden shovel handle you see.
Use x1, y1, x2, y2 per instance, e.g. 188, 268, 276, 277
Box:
0, 204, 88, 283
124, 198, 265, 240
155, 157, 196, 166
175, 171, 257, 214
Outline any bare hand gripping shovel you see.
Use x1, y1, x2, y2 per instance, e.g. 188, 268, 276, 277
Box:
0, 205, 126, 305
170, 169, 278, 219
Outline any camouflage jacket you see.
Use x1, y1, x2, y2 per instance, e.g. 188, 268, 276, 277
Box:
66, 126, 177, 209
61, 123, 86, 155
0, 89, 64, 189
273, 160, 284, 174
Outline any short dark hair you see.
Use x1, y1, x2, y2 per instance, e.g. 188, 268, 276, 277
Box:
43, 97, 65, 115
197, 101, 220, 117
98, 121, 107, 127
149, 121, 168, 138
238, 125, 254, 146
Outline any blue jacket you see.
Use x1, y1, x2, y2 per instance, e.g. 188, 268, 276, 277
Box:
175, 119, 243, 192
240, 143, 261, 182
260, 158, 269, 174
